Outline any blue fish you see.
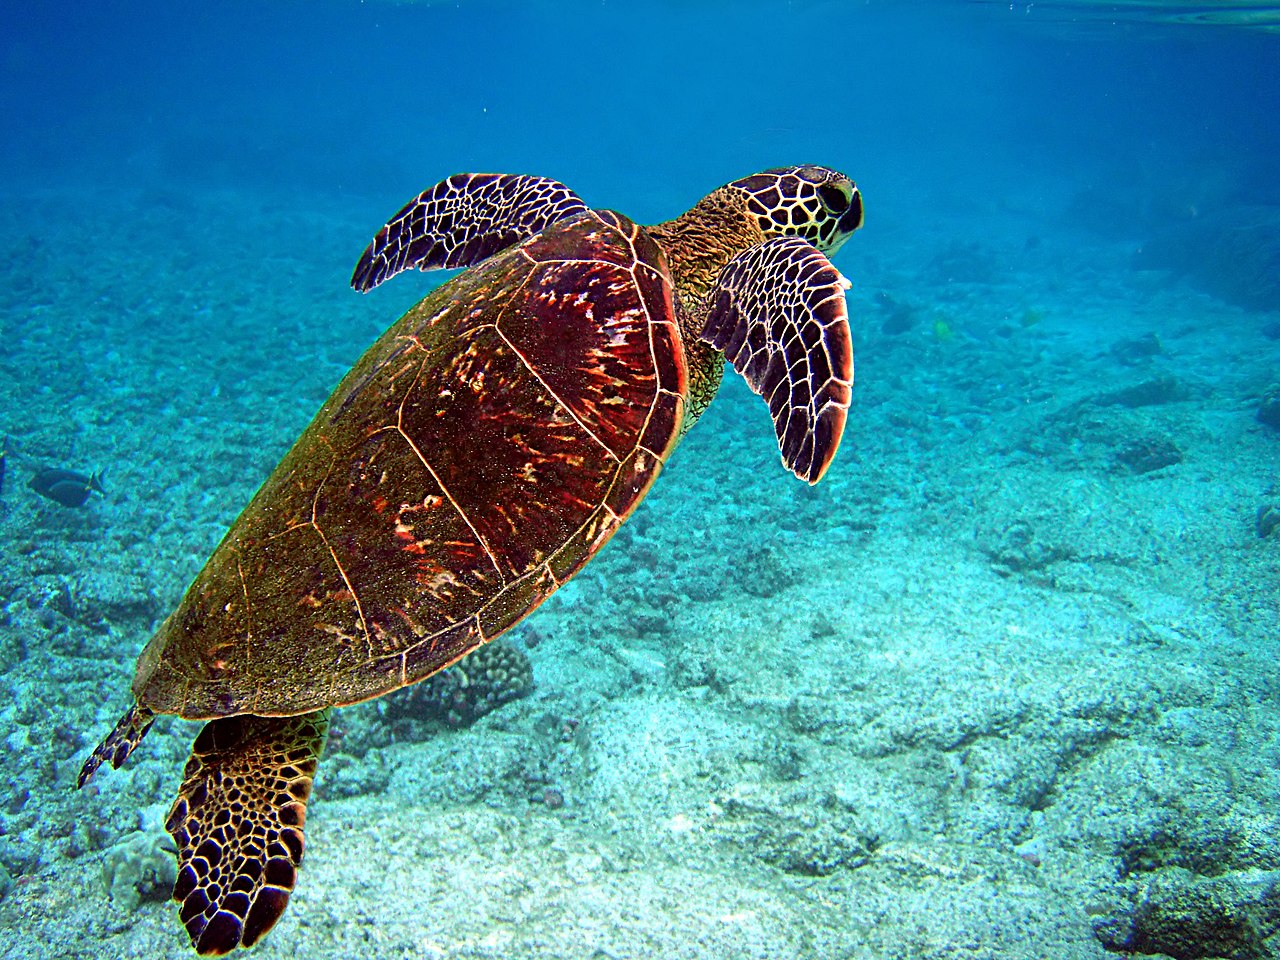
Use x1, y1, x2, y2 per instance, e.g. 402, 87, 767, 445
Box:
29, 467, 106, 508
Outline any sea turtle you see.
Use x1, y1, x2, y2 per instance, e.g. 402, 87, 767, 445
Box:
78, 165, 864, 953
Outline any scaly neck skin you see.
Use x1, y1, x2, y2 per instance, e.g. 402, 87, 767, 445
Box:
646, 187, 768, 428
648, 186, 768, 319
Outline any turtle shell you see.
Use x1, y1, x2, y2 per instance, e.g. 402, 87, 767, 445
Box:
133, 210, 687, 719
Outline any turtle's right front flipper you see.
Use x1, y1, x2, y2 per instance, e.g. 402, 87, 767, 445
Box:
700, 235, 853, 485
351, 173, 589, 291
166, 710, 329, 955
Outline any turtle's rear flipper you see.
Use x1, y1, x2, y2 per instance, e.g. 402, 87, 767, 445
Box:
351, 173, 589, 291
165, 710, 329, 955
700, 236, 853, 485
78, 704, 155, 787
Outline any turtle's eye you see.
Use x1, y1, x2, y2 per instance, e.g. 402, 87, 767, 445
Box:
818, 185, 850, 215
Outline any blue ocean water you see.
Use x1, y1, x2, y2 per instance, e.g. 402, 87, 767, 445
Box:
1, 2, 1279, 958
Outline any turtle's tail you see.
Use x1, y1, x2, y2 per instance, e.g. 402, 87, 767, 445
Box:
77, 703, 155, 787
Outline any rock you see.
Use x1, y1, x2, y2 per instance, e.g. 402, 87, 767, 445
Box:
1092, 868, 1280, 959
734, 545, 797, 599
36, 570, 161, 633
1257, 505, 1280, 539
718, 789, 878, 877
1135, 205, 1280, 312
923, 239, 997, 285
1109, 333, 1165, 365
1257, 387, 1280, 431
101, 831, 178, 914
77, 570, 161, 628
876, 290, 918, 335
1114, 815, 1280, 878
1114, 437, 1183, 475
318, 751, 393, 799
1096, 375, 1188, 408
979, 519, 1074, 575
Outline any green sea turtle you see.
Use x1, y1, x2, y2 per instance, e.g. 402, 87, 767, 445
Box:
78, 165, 864, 953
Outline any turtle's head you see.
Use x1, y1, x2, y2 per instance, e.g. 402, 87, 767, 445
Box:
728, 165, 863, 257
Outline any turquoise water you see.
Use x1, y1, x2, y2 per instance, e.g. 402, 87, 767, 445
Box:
1, 3, 1278, 958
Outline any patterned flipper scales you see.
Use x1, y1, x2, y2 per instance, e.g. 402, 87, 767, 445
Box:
78, 703, 155, 787
165, 710, 329, 955
700, 236, 853, 484
350, 173, 588, 291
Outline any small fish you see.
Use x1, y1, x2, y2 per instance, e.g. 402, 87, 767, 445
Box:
0, 437, 7, 495
29, 467, 107, 508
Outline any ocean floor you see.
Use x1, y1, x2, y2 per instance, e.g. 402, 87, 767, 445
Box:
0, 177, 1277, 960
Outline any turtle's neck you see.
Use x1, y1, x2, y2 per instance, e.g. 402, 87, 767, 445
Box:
646, 187, 767, 430
646, 186, 768, 325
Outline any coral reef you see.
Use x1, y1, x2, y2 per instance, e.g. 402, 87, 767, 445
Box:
383, 639, 534, 731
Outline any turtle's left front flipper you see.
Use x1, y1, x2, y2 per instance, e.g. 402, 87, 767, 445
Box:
165, 710, 329, 955
700, 236, 853, 484
351, 173, 588, 291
